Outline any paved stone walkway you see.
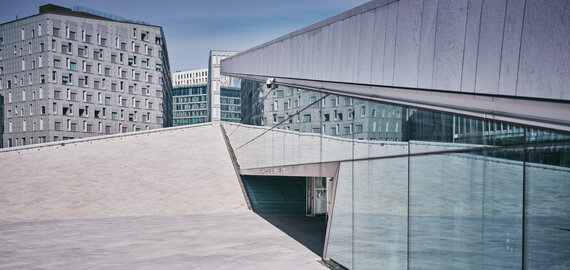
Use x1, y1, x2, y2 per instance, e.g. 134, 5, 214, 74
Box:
0, 123, 325, 269
0, 213, 323, 269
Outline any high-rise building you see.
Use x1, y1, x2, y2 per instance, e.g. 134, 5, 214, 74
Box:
0, 4, 172, 147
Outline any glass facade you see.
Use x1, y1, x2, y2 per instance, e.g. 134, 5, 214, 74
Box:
220, 87, 241, 123
222, 78, 570, 269
172, 84, 207, 125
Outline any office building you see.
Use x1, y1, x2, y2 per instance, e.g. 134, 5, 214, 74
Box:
172, 68, 208, 126
172, 85, 207, 126
173, 68, 207, 87
0, 4, 172, 147
172, 51, 242, 127
208, 50, 241, 123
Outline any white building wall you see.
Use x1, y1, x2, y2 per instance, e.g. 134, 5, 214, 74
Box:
172, 68, 207, 87
207, 50, 238, 122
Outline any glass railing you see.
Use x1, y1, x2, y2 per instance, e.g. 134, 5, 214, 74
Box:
221, 77, 570, 270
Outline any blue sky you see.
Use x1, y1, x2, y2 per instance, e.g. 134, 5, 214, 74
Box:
1, 0, 369, 71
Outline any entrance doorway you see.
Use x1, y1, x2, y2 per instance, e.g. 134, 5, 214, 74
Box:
241, 175, 329, 256
306, 177, 327, 217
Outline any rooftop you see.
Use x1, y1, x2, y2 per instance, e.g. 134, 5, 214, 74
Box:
0, 123, 325, 269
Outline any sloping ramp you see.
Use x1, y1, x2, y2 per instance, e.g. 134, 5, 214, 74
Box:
0, 123, 248, 221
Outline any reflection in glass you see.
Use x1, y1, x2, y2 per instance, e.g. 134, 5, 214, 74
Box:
409, 149, 523, 269
525, 144, 570, 269
222, 77, 570, 269
353, 158, 408, 269
327, 162, 353, 268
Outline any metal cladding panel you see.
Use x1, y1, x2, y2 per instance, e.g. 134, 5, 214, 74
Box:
273, 41, 279, 77
290, 35, 297, 78
221, 0, 570, 102
318, 27, 328, 80
278, 39, 284, 77
277, 41, 284, 78
317, 27, 326, 80
267, 44, 273, 76
394, 0, 423, 88
266, 45, 272, 76
349, 14, 361, 83
307, 31, 315, 80
285, 38, 292, 78
460, 0, 483, 92
256, 47, 261, 76
296, 33, 303, 79
517, 0, 570, 100
325, 24, 335, 81
288, 35, 295, 78
417, 0, 438, 89
301, 33, 309, 80
498, 0, 525, 96
311, 28, 325, 80
432, 0, 468, 91
383, 2, 399, 86
474, 0, 507, 94
311, 29, 318, 80
357, 10, 375, 84
339, 18, 350, 82
331, 21, 343, 82
370, 5, 388, 85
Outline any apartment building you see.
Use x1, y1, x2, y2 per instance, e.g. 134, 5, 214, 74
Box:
0, 4, 172, 147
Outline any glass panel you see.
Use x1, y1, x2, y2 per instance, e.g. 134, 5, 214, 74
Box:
525, 143, 570, 269
224, 76, 569, 269
353, 158, 408, 269
409, 108, 526, 155
409, 148, 524, 269
326, 161, 353, 268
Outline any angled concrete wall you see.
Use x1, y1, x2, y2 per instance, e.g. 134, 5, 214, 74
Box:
221, 0, 570, 101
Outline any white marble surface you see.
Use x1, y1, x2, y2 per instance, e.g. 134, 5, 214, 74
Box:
0, 123, 325, 269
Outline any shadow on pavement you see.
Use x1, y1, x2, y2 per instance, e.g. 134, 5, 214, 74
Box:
254, 211, 327, 257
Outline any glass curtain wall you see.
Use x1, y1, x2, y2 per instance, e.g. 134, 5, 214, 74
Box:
221, 78, 570, 270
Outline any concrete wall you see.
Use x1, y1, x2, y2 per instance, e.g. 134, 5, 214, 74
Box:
221, 0, 570, 101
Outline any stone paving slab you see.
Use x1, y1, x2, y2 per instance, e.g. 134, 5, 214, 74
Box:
0, 123, 325, 269
0, 213, 324, 269
0, 123, 248, 221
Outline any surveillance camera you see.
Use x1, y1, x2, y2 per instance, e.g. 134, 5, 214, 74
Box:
266, 78, 275, 89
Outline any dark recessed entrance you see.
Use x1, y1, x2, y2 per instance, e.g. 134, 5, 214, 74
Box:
241, 175, 328, 257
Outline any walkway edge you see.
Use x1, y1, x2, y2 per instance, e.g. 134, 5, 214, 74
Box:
219, 123, 253, 210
